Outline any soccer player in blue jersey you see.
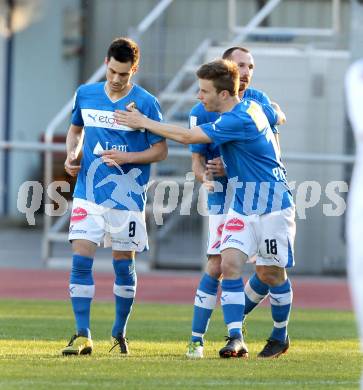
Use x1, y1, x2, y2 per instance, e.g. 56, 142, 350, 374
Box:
117, 59, 295, 359
62, 37, 167, 356
186, 47, 287, 359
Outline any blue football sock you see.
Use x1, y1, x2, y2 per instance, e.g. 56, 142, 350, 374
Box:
269, 279, 292, 342
221, 278, 245, 338
69, 254, 94, 338
112, 259, 137, 338
244, 273, 269, 316
191, 273, 219, 345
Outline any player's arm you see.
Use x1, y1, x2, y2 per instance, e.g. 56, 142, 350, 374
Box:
255, 90, 286, 126
65, 124, 83, 177
273, 132, 281, 155
259, 102, 283, 154
101, 140, 168, 167
115, 109, 212, 145
270, 101, 286, 125
191, 153, 216, 192
192, 153, 207, 183
266, 104, 282, 154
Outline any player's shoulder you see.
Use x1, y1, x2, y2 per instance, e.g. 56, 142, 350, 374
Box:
225, 101, 257, 125
190, 102, 206, 116
76, 82, 104, 99
216, 102, 247, 127
132, 84, 158, 103
190, 102, 220, 124
233, 100, 251, 114
244, 87, 270, 104
78, 82, 104, 93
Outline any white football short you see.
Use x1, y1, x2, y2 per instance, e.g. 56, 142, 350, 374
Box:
69, 198, 148, 252
207, 214, 227, 255
220, 207, 296, 268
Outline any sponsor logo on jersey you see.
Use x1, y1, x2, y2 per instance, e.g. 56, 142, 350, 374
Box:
93, 142, 104, 155
225, 218, 244, 231
82, 109, 137, 131
93, 141, 127, 155
71, 207, 88, 223
217, 223, 224, 236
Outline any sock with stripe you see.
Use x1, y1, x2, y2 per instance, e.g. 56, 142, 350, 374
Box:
112, 259, 137, 338
69, 254, 95, 338
269, 278, 292, 342
191, 273, 219, 345
221, 278, 245, 338
244, 273, 269, 316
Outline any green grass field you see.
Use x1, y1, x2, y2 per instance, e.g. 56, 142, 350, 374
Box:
0, 299, 361, 390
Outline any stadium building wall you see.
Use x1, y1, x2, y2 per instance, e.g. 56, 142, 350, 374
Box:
6, 0, 81, 218
81, 0, 350, 93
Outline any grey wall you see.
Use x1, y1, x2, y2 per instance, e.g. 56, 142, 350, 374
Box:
81, 0, 258, 91
8, 0, 81, 216
81, 0, 350, 93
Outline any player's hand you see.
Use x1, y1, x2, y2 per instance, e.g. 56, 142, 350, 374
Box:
202, 172, 215, 192
206, 157, 226, 177
64, 151, 81, 177
114, 109, 145, 129
101, 150, 130, 167
271, 101, 286, 125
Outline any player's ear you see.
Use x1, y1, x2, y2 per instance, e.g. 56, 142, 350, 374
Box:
220, 90, 229, 100
104, 57, 109, 65
132, 64, 139, 74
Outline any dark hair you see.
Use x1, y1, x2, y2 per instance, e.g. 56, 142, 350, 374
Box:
222, 46, 250, 59
107, 37, 140, 66
196, 59, 239, 96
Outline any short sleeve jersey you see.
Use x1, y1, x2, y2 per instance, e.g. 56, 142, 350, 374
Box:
71, 82, 164, 211
188, 87, 278, 214
200, 100, 293, 215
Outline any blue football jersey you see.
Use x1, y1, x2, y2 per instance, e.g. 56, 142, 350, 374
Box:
189, 87, 278, 214
200, 100, 293, 215
71, 82, 164, 211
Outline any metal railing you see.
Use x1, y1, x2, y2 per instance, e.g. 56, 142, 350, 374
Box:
229, 0, 341, 43
160, 0, 342, 121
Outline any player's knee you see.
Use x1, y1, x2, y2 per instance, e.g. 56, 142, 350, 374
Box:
220, 258, 241, 278
256, 266, 286, 286
113, 250, 135, 260
206, 255, 222, 279
72, 239, 97, 258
